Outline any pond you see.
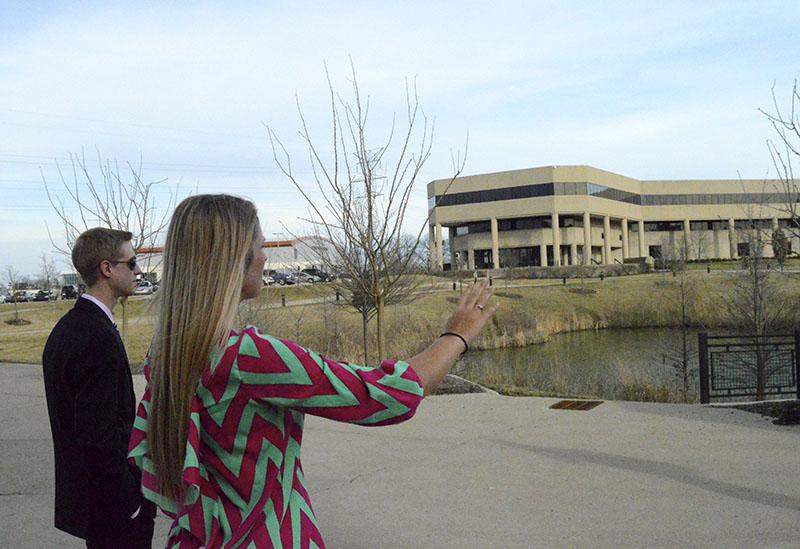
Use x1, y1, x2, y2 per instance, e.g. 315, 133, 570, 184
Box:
452, 327, 701, 402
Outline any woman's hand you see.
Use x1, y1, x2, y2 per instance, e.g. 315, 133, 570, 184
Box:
444, 280, 499, 345
407, 280, 499, 393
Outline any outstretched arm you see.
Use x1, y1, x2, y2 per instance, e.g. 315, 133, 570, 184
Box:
408, 281, 499, 394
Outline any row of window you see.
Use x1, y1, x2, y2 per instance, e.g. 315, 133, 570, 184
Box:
452, 217, 791, 235
641, 193, 791, 206
432, 183, 555, 208
431, 181, 791, 208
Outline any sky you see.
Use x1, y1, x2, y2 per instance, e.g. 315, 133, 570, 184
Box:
1, 0, 799, 276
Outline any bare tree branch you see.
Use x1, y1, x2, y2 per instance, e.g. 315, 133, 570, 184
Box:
268, 65, 466, 361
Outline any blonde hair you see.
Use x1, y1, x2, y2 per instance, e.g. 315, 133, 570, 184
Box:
149, 194, 258, 500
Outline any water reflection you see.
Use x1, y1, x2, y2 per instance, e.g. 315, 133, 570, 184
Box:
453, 327, 700, 402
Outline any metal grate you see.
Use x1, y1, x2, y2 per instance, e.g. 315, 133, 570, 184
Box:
549, 400, 603, 411
710, 349, 795, 391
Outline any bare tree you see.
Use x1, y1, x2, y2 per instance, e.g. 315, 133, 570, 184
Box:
722, 212, 786, 399
771, 226, 789, 271
39, 253, 59, 292
4, 266, 24, 324
268, 62, 466, 362
499, 250, 519, 290
658, 234, 698, 402
659, 233, 687, 276
689, 228, 711, 262
761, 80, 800, 242
43, 150, 179, 337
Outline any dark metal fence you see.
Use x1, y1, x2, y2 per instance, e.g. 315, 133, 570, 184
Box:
698, 332, 800, 404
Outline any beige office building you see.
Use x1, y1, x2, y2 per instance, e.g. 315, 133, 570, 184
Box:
427, 165, 795, 270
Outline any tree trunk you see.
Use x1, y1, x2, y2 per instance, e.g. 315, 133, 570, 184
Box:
361, 309, 369, 366
376, 294, 386, 361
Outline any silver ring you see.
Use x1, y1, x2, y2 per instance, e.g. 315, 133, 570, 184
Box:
476, 304, 484, 310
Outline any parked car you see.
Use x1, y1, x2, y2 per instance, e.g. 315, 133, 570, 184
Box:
262, 273, 275, 285
264, 269, 295, 285
33, 289, 55, 302
301, 268, 334, 282
60, 285, 83, 299
295, 272, 320, 284
133, 280, 156, 295
9, 290, 30, 303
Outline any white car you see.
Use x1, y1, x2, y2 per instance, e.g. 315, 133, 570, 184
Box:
134, 280, 156, 295
295, 272, 321, 284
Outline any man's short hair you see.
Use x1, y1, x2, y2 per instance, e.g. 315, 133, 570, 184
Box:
71, 228, 133, 287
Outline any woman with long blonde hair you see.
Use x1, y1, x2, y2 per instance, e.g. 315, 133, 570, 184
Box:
129, 194, 498, 548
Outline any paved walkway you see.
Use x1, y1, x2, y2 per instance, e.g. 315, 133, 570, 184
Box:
1, 362, 798, 548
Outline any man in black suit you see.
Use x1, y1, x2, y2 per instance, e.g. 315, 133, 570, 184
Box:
43, 228, 156, 548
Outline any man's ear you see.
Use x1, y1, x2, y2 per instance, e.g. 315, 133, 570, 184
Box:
97, 260, 113, 280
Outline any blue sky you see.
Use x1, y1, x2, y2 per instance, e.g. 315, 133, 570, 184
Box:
1, 1, 799, 275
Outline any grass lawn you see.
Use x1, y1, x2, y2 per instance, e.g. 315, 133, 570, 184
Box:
3, 271, 799, 366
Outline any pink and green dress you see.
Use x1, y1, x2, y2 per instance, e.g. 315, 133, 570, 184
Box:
128, 326, 424, 548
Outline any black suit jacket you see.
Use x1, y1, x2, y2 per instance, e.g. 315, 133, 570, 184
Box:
42, 297, 154, 539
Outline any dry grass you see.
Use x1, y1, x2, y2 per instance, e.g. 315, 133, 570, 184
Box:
3, 271, 800, 369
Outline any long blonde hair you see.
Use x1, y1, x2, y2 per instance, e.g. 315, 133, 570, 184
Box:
150, 194, 258, 500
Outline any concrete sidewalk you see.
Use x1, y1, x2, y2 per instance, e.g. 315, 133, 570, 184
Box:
1, 362, 798, 548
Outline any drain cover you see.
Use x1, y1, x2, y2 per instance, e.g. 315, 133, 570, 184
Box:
549, 400, 603, 411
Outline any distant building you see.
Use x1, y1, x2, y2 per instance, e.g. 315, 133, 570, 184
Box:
133, 236, 335, 279
60, 272, 83, 286
427, 165, 795, 270
260, 237, 334, 271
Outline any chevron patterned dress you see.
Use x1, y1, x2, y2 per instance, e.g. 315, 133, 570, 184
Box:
128, 326, 424, 548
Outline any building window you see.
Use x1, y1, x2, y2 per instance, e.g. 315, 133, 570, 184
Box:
559, 215, 583, 228
474, 249, 493, 269
431, 183, 555, 207
737, 242, 751, 257
468, 221, 491, 233
432, 185, 790, 210
499, 247, 537, 267
498, 216, 551, 231
735, 219, 772, 230
649, 245, 662, 259
644, 222, 683, 232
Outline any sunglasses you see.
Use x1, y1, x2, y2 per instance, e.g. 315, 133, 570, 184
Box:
106, 257, 138, 271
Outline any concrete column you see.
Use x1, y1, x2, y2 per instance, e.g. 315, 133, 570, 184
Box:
603, 216, 611, 265
621, 218, 629, 260
728, 218, 737, 258
490, 218, 500, 269
771, 217, 781, 258
435, 223, 444, 270
638, 219, 646, 257
467, 248, 475, 270
570, 243, 578, 266
428, 225, 436, 270
683, 219, 691, 258
539, 243, 548, 267
551, 213, 561, 266
448, 228, 455, 269
583, 212, 592, 265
